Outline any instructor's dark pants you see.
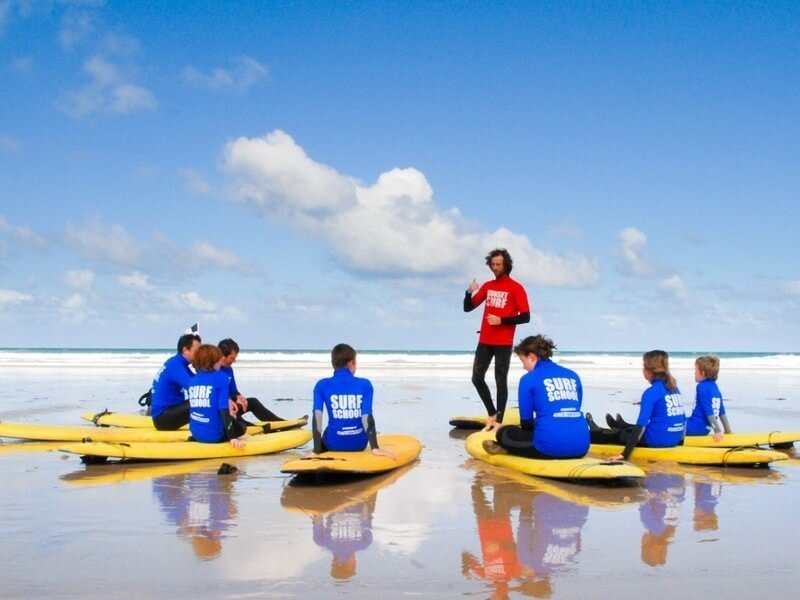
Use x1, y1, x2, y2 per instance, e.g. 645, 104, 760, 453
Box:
472, 343, 513, 422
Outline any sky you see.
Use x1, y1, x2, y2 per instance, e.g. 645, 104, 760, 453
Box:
1, 1, 799, 352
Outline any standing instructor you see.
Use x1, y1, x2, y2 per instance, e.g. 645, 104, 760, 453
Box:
464, 248, 530, 430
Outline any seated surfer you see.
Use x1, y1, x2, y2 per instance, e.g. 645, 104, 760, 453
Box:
587, 350, 686, 461
218, 338, 287, 424
309, 343, 396, 459
483, 334, 590, 460
151, 332, 201, 430
684, 355, 731, 442
188, 344, 248, 448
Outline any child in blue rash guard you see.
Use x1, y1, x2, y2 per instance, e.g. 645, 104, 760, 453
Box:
310, 344, 396, 459
188, 344, 248, 448
685, 355, 731, 441
483, 335, 590, 459
587, 350, 686, 460
151, 333, 201, 430
217, 338, 286, 423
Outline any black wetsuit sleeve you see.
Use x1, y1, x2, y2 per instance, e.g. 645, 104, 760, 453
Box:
312, 409, 324, 454
220, 409, 238, 441
464, 291, 476, 312
500, 311, 530, 325
622, 425, 644, 459
520, 418, 533, 431
363, 413, 379, 449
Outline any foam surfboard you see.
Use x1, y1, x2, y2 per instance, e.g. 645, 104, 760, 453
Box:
59, 429, 311, 461
81, 410, 308, 432
465, 431, 645, 481
449, 407, 521, 430
0, 421, 197, 443
588, 443, 788, 466
682, 431, 800, 449
280, 434, 422, 475
0, 441, 65, 455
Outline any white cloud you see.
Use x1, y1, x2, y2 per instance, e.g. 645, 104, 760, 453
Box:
63, 220, 144, 268
118, 270, 153, 291
57, 55, 156, 118
180, 168, 212, 195
182, 55, 268, 93
169, 291, 217, 312
659, 274, 689, 303
0, 214, 47, 249
0, 288, 32, 308
223, 130, 600, 287
783, 280, 800, 297
618, 227, 657, 277
58, 9, 95, 50
64, 269, 94, 290
190, 241, 257, 274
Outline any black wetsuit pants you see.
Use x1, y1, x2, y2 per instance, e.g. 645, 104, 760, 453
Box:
497, 425, 585, 460
472, 343, 513, 421
152, 397, 282, 431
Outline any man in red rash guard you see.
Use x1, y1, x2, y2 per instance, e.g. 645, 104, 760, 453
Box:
463, 248, 530, 430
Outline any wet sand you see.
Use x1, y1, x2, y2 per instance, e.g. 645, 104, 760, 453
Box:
2, 354, 800, 598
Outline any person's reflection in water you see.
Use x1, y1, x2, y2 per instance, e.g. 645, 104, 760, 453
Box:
312, 493, 375, 580
516, 486, 588, 592
463, 475, 551, 599
152, 469, 238, 562
639, 472, 685, 567
693, 480, 721, 532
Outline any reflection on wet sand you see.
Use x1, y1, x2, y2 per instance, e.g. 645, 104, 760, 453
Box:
639, 472, 685, 567
280, 464, 416, 580
60, 458, 226, 487
693, 480, 721, 533
152, 469, 240, 562
463, 471, 601, 599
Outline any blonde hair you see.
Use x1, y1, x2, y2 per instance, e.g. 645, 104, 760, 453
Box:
643, 350, 677, 391
695, 355, 720, 381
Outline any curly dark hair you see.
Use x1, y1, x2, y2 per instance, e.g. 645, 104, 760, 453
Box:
485, 248, 513, 274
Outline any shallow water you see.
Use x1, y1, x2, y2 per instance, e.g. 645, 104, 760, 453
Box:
2, 353, 800, 598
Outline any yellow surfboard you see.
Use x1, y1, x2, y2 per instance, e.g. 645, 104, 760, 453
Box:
465, 431, 644, 481
80, 410, 308, 432
0, 420, 195, 443
280, 434, 422, 475
59, 429, 311, 461
682, 431, 800, 449
449, 407, 521, 429
589, 443, 788, 466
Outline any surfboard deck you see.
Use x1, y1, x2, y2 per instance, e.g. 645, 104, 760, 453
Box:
465, 431, 644, 481
0, 420, 198, 443
589, 443, 788, 466
59, 429, 311, 461
682, 431, 800, 449
449, 407, 521, 429
80, 410, 308, 432
280, 434, 421, 475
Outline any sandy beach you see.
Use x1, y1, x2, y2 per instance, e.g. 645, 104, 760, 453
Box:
2, 350, 800, 598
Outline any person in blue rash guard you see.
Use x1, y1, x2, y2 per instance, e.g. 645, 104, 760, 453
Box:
188, 344, 247, 448
587, 350, 686, 461
151, 332, 201, 430
217, 338, 286, 423
483, 334, 590, 459
310, 343, 395, 459
685, 355, 731, 441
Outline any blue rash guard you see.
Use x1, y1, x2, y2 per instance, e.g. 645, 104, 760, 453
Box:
518, 359, 590, 458
150, 353, 193, 418
188, 369, 231, 443
686, 379, 726, 435
636, 379, 686, 447
313, 367, 374, 452
219, 365, 239, 397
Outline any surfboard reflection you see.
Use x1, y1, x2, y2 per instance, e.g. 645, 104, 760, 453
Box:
280, 465, 415, 581
152, 469, 239, 562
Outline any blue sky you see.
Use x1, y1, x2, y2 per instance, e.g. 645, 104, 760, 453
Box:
1, 1, 798, 351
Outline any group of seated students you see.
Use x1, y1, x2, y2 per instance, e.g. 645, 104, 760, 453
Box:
483, 335, 731, 462
150, 334, 394, 456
